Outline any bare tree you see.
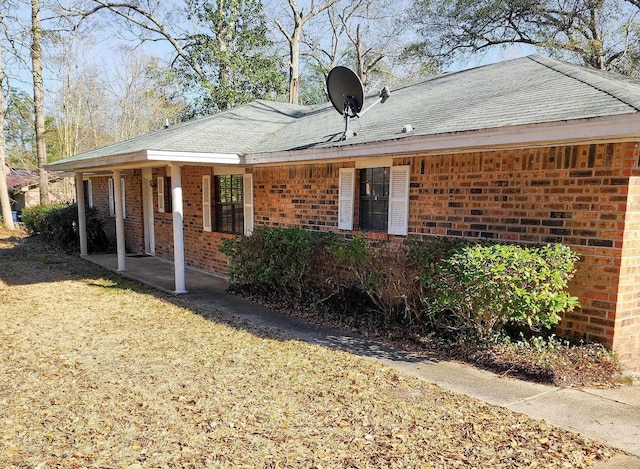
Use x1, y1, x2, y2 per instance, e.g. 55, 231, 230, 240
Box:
408, 0, 640, 72
0, 18, 16, 230
275, 0, 339, 104
77, 0, 209, 82
48, 29, 110, 159
106, 48, 186, 140
32, 0, 48, 204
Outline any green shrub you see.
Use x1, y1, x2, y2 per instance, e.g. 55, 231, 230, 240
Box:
220, 227, 337, 297
426, 243, 580, 340
21, 205, 64, 235
21, 203, 110, 253
221, 228, 580, 341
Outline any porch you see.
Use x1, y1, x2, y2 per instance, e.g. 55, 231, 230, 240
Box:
85, 253, 229, 296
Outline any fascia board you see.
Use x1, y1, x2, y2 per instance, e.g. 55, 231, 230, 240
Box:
46, 150, 244, 172
146, 150, 244, 165
45, 151, 150, 171
245, 114, 640, 164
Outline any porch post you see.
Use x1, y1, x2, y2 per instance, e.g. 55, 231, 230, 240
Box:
75, 172, 88, 257
171, 164, 186, 293
112, 169, 126, 271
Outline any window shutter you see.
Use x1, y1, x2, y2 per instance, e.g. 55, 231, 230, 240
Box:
243, 173, 254, 235
388, 165, 410, 235
87, 180, 94, 208
338, 168, 355, 230
202, 175, 212, 232
157, 177, 165, 213
121, 178, 126, 219
108, 179, 115, 217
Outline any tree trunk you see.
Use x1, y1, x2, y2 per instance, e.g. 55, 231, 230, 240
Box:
277, 0, 339, 105
289, 23, 301, 105
32, 0, 49, 205
0, 31, 16, 230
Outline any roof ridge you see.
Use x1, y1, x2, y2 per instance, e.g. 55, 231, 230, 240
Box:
528, 55, 640, 112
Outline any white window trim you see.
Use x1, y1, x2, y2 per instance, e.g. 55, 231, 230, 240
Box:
243, 173, 254, 236
157, 176, 165, 213
339, 164, 410, 235
338, 168, 355, 230
387, 165, 410, 236
202, 175, 212, 232
86, 179, 94, 208
108, 178, 126, 219
120, 178, 127, 219
108, 179, 115, 217
355, 157, 393, 169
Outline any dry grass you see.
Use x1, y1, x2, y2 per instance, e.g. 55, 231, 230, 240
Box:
0, 229, 618, 468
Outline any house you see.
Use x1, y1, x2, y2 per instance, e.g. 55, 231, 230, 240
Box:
5, 166, 74, 215
46, 55, 640, 370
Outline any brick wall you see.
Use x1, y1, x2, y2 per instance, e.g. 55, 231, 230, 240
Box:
396, 143, 639, 369
123, 171, 144, 254
253, 163, 343, 231
152, 168, 174, 261
250, 144, 640, 369
151, 166, 236, 275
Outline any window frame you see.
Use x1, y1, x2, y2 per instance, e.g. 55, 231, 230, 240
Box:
358, 167, 390, 232
338, 163, 410, 236
214, 173, 245, 235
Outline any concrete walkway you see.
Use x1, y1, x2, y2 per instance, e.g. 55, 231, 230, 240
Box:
86, 254, 640, 466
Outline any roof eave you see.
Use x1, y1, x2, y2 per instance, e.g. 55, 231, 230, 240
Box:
245, 113, 640, 165
45, 150, 244, 172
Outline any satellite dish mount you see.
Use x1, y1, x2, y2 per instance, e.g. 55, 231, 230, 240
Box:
326, 66, 390, 140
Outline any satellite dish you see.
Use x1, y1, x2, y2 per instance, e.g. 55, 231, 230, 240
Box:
326, 66, 390, 140
327, 66, 365, 118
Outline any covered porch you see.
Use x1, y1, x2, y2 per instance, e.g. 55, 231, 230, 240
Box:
85, 252, 229, 296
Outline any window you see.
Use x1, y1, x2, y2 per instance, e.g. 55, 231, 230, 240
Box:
359, 167, 389, 231
338, 165, 410, 235
83, 180, 93, 208
215, 174, 244, 234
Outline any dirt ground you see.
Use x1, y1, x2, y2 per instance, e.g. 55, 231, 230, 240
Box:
0, 229, 618, 468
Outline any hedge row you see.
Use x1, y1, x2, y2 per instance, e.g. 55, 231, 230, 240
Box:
21, 203, 110, 253
220, 227, 580, 341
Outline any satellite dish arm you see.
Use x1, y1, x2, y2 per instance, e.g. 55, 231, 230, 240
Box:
356, 86, 390, 118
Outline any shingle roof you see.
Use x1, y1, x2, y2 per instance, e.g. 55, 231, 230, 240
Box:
6, 168, 60, 192
48, 100, 307, 166
47, 55, 640, 170
257, 55, 640, 154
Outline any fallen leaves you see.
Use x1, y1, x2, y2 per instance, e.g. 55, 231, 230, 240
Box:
0, 231, 619, 468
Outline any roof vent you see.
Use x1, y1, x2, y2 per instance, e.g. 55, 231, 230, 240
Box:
402, 124, 414, 133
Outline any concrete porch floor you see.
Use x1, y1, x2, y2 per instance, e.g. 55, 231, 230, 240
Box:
86, 253, 229, 295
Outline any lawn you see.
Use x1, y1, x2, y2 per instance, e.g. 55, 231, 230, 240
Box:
0, 229, 617, 468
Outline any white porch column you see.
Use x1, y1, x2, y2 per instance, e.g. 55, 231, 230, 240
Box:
112, 169, 126, 271
171, 164, 187, 293
74, 172, 88, 257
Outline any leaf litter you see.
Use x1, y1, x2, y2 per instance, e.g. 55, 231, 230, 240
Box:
0, 229, 618, 468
